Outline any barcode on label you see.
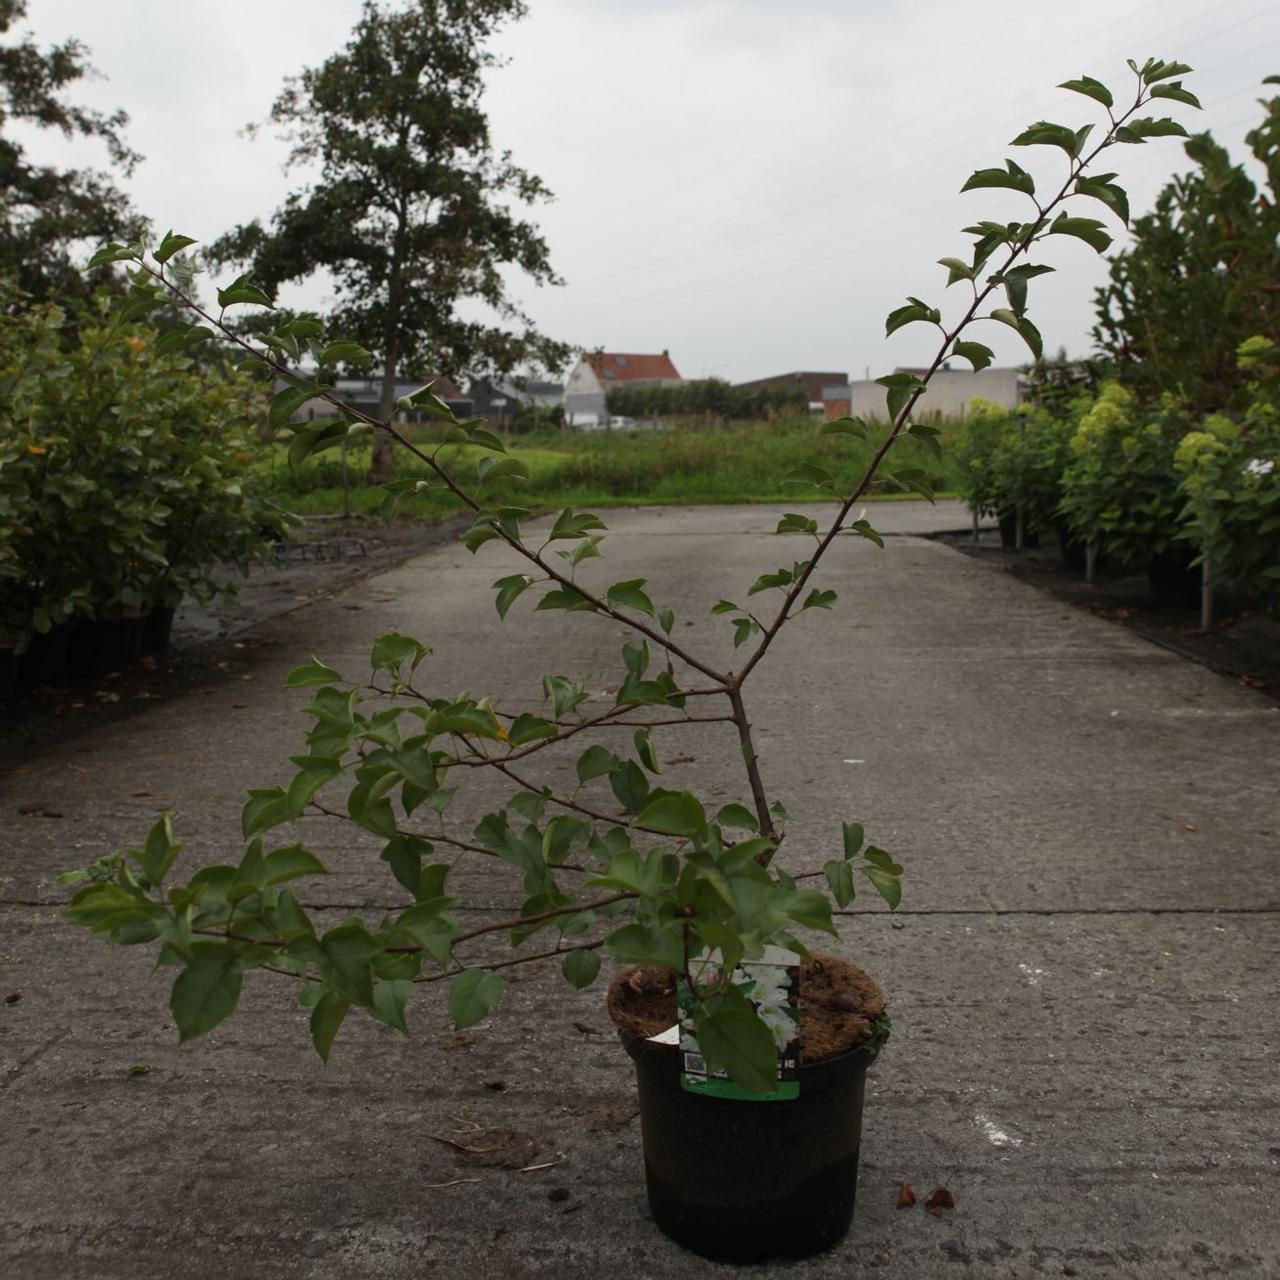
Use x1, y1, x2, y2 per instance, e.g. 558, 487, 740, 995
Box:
683, 1052, 707, 1076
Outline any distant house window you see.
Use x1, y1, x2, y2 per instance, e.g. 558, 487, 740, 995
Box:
604, 369, 617, 379
615, 355, 628, 367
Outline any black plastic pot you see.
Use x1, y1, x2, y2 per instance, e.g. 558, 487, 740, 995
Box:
624, 1038, 878, 1262
18, 623, 71, 690
140, 605, 176, 655
997, 512, 1039, 550
1148, 550, 1200, 610
0, 650, 18, 703
67, 617, 144, 676
1056, 521, 1088, 574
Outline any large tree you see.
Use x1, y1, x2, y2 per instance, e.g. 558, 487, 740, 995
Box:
1092, 80, 1280, 414
212, 0, 569, 479
0, 0, 142, 301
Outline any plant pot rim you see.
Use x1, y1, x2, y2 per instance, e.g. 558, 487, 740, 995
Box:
606, 953, 888, 1068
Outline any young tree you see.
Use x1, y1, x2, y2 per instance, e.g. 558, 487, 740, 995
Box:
211, 0, 569, 480
1092, 79, 1280, 413
0, 0, 142, 301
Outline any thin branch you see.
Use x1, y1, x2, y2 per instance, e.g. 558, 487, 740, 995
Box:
144, 262, 732, 687
414, 939, 605, 984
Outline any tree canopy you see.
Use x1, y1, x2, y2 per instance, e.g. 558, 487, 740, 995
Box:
0, 0, 141, 300
1092, 79, 1280, 413
211, 0, 570, 478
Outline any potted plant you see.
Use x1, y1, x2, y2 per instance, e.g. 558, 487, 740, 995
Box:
59, 59, 1197, 1262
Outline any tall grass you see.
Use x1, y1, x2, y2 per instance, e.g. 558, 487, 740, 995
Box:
264, 414, 966, 519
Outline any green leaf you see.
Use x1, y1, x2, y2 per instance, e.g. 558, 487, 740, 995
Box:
506, 713, 557, 747
782, 888, 837, 934
285, 656, 342, 688
448, 969, 504, 1029
1057, 75, 1113, 108
1073, 174, 1131, 226
776, 513, 818, 535
864, 845, 904, 875
1010, 120, 1086, 156
577, 745, 621, 783
319, 923, 382, 1008
988, 309, 1044, 360
952, 340, 994, 373
370, 632, 429, 676
876, 371, 925, 422
154, 230, 199, 264
842, 822, 865, 858
885, 297, 940, 337
960, 160, 1036, 196
1114, 116, 1188, 144
371, 979, 413, 1034
262, 844, 328, 886
216, 274, 273, 309
937, 256, 975, 285
1148, 82, 1201, 109
605, 922, 684, 971
88, 242, 137, 268
170, 942, 242, 1042
634, 727, 660, 774
711, 599, 739, 615
477, 456, 530, 484
536, 585, 597, 613
824, 859, 856, 908
732, 617, 758, 649
782, 461, 835, 490
1140, 58, 1192, 85
821, 416, 869, 440
606, 579, 656, 616
286, 755, 343, 818
1047, 214, 1112, 254
802, 588, 837, 610
862, 865, 902, 909
316, 341, 372, 368
380, 835, 435, 897
697, 1006, 777, 1095
309, 990, 350, 1062
715, 804, 758, 831
562, 948, 601, 990
635, 790, 707, 838
136, 812, 181, 886
242, 788, 290, 838
610, 761, 650, 813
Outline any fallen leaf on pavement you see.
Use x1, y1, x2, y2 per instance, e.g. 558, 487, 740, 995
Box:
897, 1180, 916, 1208
924, 1187, 956, 1216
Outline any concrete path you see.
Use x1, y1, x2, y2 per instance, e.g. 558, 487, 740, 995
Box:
3, 501, 1277, 1279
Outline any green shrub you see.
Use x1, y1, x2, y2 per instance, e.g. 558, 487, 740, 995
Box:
1058, 383, 1188, 568
1175, 398, 1280, 594
0, 292, 284, 643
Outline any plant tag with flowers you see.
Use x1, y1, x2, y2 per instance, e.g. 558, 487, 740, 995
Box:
677, 946, 801, 1102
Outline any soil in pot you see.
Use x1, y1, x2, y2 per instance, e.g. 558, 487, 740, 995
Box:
608, 955, 887, 1263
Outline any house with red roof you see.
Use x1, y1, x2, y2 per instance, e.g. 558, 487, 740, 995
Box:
563, 349, 682, 427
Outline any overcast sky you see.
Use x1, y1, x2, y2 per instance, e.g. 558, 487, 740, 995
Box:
11, 0, 1280, 383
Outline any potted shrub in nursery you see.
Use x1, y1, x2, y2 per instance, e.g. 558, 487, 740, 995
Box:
59, 60, 1197, 1262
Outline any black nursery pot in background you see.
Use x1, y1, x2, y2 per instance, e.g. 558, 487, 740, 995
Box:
1148, 549, 1201, 610
68, 617, 144, 677
624, 1039, 878, 1263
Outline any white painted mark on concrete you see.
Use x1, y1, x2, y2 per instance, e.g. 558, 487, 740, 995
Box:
842, 758, 865, 765
1017, 963, 1045, 986
974, 1112, 1022, 1149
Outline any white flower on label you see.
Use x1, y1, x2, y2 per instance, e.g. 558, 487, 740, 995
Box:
754, 995, 798, 1051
